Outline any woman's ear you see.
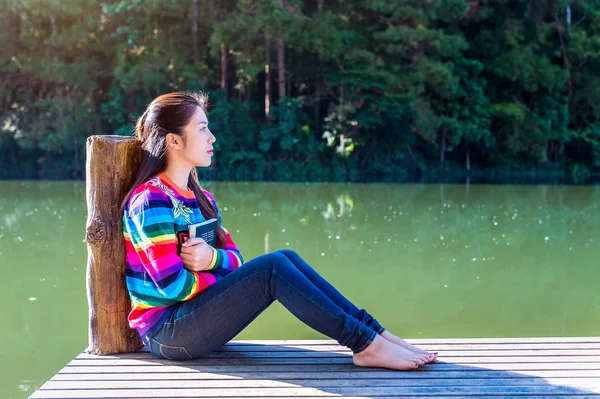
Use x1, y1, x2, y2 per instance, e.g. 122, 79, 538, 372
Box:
165, 133, 182, 150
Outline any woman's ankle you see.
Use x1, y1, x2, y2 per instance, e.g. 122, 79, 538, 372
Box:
380, 330, 397, 341
354, 334, 385, 357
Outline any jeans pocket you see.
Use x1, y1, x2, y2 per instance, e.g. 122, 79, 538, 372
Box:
149, 337, 194, 361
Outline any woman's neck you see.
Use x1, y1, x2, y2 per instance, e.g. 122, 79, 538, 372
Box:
162, 164, 192, 193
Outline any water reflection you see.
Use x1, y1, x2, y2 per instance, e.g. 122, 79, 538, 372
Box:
1, 180, 599, 398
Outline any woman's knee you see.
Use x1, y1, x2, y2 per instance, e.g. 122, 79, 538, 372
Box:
264, 251, 302, 279
242, 252, 295, 285
267, 251, 292, 267
276, 249, 299, 260
246, 252, 288, 270
260, 252, 296, 292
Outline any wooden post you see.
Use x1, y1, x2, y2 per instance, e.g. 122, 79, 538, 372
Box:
85, 135, 143, 355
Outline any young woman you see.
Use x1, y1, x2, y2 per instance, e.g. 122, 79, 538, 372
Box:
120, 92, 437, 370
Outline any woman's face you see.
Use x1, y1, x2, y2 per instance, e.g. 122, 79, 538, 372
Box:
179, 106, 216, 167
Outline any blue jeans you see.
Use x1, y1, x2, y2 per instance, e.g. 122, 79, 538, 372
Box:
147, 249, 386, 360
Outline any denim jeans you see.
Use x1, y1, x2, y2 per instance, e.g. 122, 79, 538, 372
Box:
147, 249, 386, 360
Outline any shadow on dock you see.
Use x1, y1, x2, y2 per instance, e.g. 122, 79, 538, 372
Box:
39, 342, 600, 398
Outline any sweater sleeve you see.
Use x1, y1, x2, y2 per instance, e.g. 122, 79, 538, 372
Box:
202, 190, 244, 274
123, 187, 216, 306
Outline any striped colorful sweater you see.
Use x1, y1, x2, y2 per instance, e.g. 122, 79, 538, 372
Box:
122, 172, 243, 343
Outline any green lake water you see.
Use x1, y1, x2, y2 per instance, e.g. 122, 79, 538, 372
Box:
1, 180, 599, 398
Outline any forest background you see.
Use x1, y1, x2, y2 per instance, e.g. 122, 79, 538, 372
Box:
1, 0, 599, 183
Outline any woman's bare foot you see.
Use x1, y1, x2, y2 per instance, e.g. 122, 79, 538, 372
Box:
380, 330, 438, 363
353, 334, 423, 370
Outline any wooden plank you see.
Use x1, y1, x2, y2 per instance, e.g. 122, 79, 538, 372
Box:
32, 396, 596, 399
65, 357, 600, 366
75, 349, 600, 360
66, 356, 600, 365
40, 377, 600, 390
57, 362, 600, 373
37, 396, 580, 399
130, 343, 600, 353
51, 370, 600, 380
29, 385, 600, 398
224, 337, 600, 345
221, 342, 600, 349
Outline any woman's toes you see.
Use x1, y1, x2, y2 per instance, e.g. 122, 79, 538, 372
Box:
422, 354, 437, 364
414, 356, 425, 365
413, 349, 437, 363
412, 348, 430, 357
415, 352, 427, 361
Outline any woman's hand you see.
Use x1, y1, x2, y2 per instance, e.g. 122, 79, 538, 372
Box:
180, 237, 214, 272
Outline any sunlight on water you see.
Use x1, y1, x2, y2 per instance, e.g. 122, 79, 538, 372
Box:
1, 180, 600, 398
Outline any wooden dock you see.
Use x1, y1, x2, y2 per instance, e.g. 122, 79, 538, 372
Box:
30, 337, 600, 398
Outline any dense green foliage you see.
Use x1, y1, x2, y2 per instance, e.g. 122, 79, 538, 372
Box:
1, 0, 599, 182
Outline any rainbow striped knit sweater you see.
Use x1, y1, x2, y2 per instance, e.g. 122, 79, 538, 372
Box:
122, 172, 243, 343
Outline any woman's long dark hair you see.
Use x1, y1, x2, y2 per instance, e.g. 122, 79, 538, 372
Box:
119, 92, 226, 248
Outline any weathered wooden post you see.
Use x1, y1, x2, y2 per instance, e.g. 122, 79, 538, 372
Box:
84, 135, 144, 355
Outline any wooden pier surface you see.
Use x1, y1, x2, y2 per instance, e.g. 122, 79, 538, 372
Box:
30, 337, 600, 398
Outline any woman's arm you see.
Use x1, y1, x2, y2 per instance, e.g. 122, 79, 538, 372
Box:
124, 187, 216, 306
203, 190, 244, 274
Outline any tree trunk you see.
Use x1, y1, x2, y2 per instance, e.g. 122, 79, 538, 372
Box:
85, 135, 144, 355
554, 12, 572, 104
50, 17, 58, 48
218, 2, 227, 93
541, 140, 549, 163
314, 85, 321, 132
220, 43, 228, 92
440, 130, 446, 165
276, 0, 286, 100
314, 0, 324, 132
466, 148, 471, 171
276, 38, 285, 100
191, 0, 199, 64
567, 2, 572, 34
265, 34, 271, 123
559, 141, 565, 157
